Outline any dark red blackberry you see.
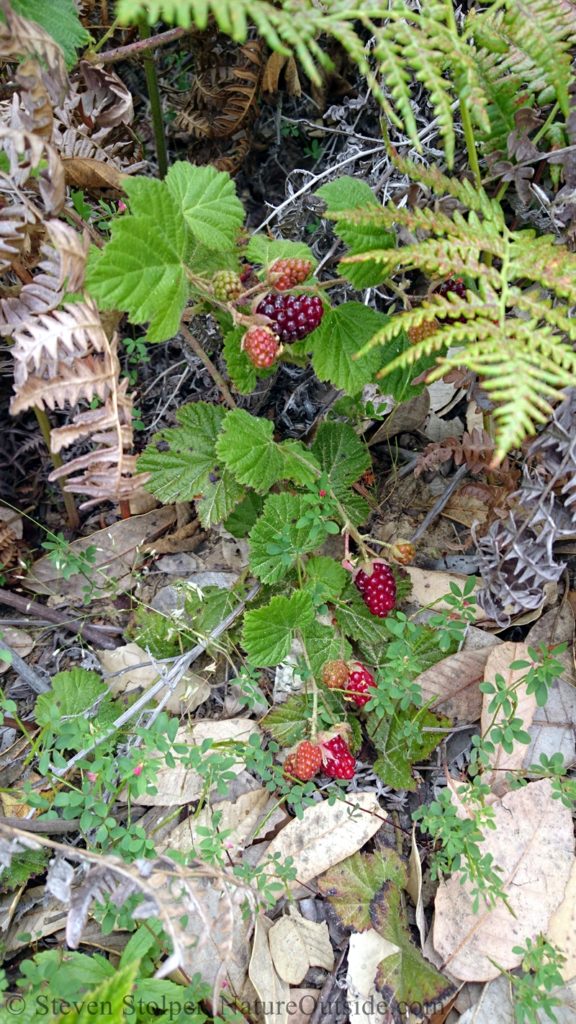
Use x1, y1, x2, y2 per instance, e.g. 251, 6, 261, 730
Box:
354, 560, 396, 618
435, 277, 467, 300
256, 292, 324, 343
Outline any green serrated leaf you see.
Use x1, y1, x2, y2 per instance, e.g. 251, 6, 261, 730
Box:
86, 177, 189, 342
309, 302, 391, 395
217, 409, 319, 492
318, 849, 407, 930
222, 328, 257, 394
0, 848, 47, 893
8, 0, 91, 66
370, 706, 451, 790
316, 176, 380, 213
379, 330, 434, 403
261, 693, 314, 746
312, 421, 371, 489
300, 620, 352, 679
305, 556, 348, 600
138, 402, 225, 502
243, 591, 315, 666
246, 234, 315, 268
224, 491, 264, 537
35, 669, 108, 728
334, 582, 392, 655
165, 162, 244, 251
196, 471, 245, 527
249, 494, 320, 582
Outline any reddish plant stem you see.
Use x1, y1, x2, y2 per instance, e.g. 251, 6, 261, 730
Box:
87, 26, 193, 65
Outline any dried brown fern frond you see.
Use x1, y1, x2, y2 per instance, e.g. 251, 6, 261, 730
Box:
0, 202, 35, 273
0, 241, 64, 333
0, 127, 65, 214
0, 0, 68, 105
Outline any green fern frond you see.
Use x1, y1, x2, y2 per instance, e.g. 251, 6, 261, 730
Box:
117, 0, 576, 167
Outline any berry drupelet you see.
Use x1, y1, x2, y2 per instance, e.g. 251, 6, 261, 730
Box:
256, 292, 324, 342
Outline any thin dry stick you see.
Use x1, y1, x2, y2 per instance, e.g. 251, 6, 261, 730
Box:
410, 463, 468, 543
86, 25, 193, 65
0, 589, 122, 648
180, 322, 237, 410
49, 583, 260, 777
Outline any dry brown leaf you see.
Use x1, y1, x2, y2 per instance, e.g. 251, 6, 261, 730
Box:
441, 490, 489, 528
347, 930, 398, 1023
547, 859, 576, 982
124, 719, 261, 806
261, 793, 383, 892
22, 507, 176, 597
458, 973, 576, 1023
62, 156, 128, 191
368, 391, 430, 444
433, 779, 575, 981
262, 52, 301, 95
523, 678, 576, 770
416, 648, 495, 724
5, 890, 67, 952
0, 626, 34, 675
249, 915, 290, 1024
405, 567, 486, 620
481, 643, 537, 796
161, 788, 286, 857
97, 642, 210, 714
407, 825, 426, 947
268, 910, 333, 984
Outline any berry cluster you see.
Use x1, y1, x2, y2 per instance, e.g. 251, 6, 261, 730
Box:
212, 269, 243, 302
354, 560, 396, 617
322, 659, 376, 707
435, 276, 466, 300
242, 325, 280, 368
284, 735, 356, 782
256, 293, 324, 342
267, 257, 313, 291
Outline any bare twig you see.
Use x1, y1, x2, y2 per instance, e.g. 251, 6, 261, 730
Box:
86, 26, 193, 65
49, 584, 260, 777
410, 463, 468, 543
180, 323, 237, 410
0, 642, 51, 694
0, 589, 122, 649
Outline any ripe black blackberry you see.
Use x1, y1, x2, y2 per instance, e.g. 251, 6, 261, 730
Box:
256, 292, 324, 342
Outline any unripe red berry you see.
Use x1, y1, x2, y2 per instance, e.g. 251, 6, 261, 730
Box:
293, 740, 322, 780
267, 257, 313, 291
390, 540, 416, 565
322, 660, 350, 690
242, 325, 281, 368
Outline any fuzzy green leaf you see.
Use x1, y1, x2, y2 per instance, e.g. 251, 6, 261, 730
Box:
224, 491, 264, 538
309, 302, 392, 395
301, 620, 352, 679
8, 0, 91, 66
35, 669, 108, 728
138, 402, 225, 502
165, 162, 244, 251
371, 706, 451, 790
246, 235, 315, 268
312, 421, 371, 489
317, 176, 379, 213
305, 556, 348, 602
138, 402, 245, 525
242, 590, 315, 666
261, 693, 314, 745
334, 582, 392, 655
57, 960, 142, 1023
86, 177, 189, 342
249, 494, 319, 582
222, 328, 257, 394
216, 409, 319, 492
